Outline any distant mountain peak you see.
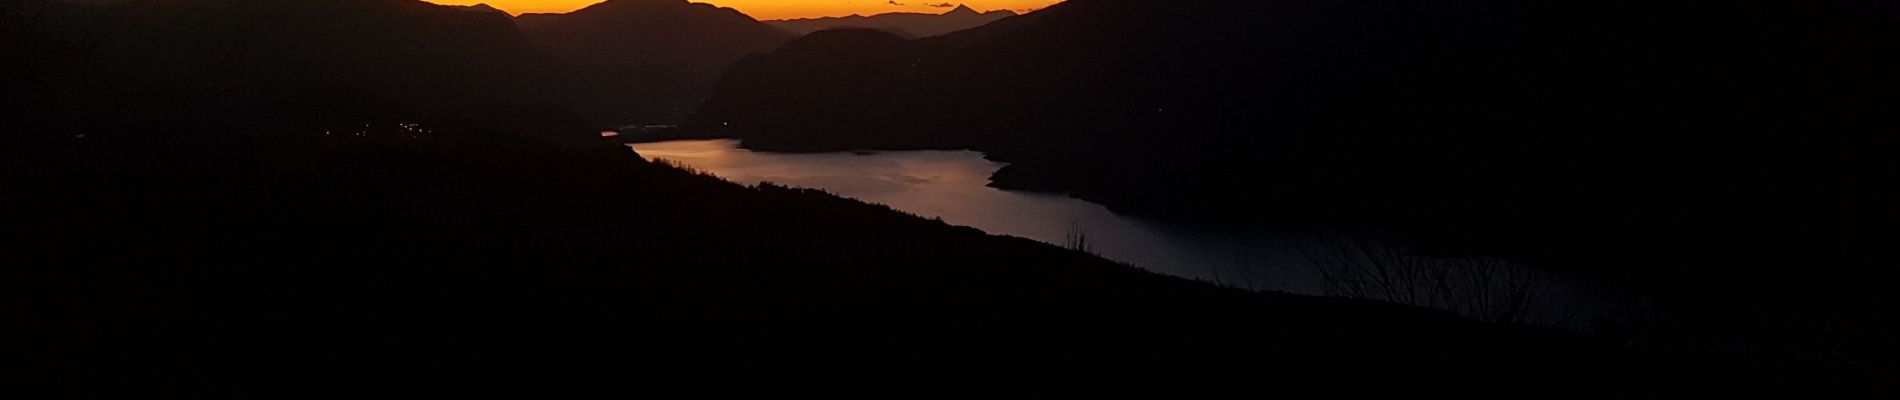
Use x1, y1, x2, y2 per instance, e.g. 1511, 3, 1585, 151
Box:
599, 0, 689, 5
570, 0, 696, 14
457, 3, 507, 14
766, 3, 1015, 38
946, 4, 979, 16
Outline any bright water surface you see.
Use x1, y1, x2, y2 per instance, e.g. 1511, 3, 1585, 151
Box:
631, 139, 1324, 293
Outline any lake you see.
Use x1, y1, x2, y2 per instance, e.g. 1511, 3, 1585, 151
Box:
630, 139, 1325, 293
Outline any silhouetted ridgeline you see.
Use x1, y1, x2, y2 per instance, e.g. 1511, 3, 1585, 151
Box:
766, 4, 1018, 38
516, 0, 793, 125
1, 0, 1891, 396
11, 0, 795, 129
448, 2, 506, 14
684, 0, 1900, 371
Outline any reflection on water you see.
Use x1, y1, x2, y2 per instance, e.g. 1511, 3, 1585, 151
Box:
631, 139, 1322, 293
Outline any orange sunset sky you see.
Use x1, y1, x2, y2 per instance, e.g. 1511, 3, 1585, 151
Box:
427, 0, 1061, 20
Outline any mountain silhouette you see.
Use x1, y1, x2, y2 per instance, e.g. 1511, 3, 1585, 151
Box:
450, 3, 507, 14
689, 0, 1898, 226
515, 0, 792, 125
766, 4, 1017, 38
686, 28, 938, 149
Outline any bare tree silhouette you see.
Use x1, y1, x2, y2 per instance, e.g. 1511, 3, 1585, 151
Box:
1299, 231, 1575, 326
1063, 219, 1094, 255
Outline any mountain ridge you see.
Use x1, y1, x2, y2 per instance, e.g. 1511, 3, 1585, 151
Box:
765, 3, 1017, 38
514, 0, 793, 125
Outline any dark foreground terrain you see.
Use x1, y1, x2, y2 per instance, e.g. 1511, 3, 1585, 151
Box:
6, 136, 1886, 397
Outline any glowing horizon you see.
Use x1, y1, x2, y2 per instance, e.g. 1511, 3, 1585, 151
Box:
426, 1, 1060, 20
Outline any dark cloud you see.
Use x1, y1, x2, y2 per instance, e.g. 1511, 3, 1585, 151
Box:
927, 3, 957, 7
888, 1, 907, 6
